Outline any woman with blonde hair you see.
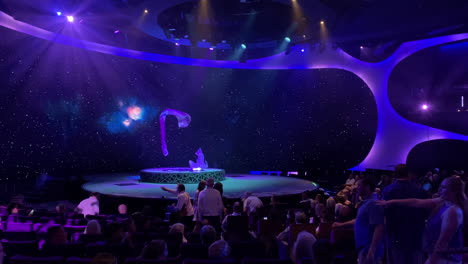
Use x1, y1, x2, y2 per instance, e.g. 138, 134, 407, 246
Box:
379, 176, 466, 264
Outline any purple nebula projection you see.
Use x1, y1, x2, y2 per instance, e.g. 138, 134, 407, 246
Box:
159, 109, 191, 157
3, 10, 468, 169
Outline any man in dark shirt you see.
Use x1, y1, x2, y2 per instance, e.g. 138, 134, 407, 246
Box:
383, 164, 427, 264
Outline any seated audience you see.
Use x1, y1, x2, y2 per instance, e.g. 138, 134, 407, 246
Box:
45, 225, 68, 246
169, 223, 188, 243
200, 225, 217, 246
115, 204, 129, 219
84, 220, 102, 235
346, 174, 356, 186
139, 240, 168, 259
291, 231, 317, 264
221, 202, 243, 232
277, 211, 308, 246
209, 239, 231, 259
91, 253, 117, 264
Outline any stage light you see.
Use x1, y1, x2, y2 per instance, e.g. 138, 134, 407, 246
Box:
421, 104, 429, 110
175, 43, 180, 46
209, 47, 215, 50
360, 46, 364, 49
114, 30, 120, 34
241, 44, 246, 49
66, 16, 74, 23
301, 48, 305, 53
56, 11, 62, 16
303, 35, 306, 38
144, 9, 148, 14
192, 167, 202, 172
320, 20, 324, 25
123, 119, 131, 127
284, 37, 291, 42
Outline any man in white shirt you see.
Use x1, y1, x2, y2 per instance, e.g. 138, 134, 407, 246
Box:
161, 184, 194, 229
198, 178, 224, 231
76, 192, 100, 217
242, 192, 263, 215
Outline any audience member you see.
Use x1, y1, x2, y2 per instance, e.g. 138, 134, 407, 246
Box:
193, 180, 207, 223
291, 231, 316, 264
383, 164, 427, 264
161, 183, 194, 228
45, 225, 68, 246
91, 253, 118, 264
169, 223, 188, 243
76, 192, 100, 217
333, 178, 384, 264
116, 204, 129, 219
84, 220, 102, 235
200, 225, 217, 246
277, 211, 309, 246
379, 175, 465, 264
346, 174, 356, 185
198, 178, 224, 231
209, 239, 231, 259
139, 240, 167, 259
242, 192, 264, 215
222, 202, 243, 232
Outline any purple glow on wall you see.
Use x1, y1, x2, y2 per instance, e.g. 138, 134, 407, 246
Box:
2, 10, 468, 169
159, 109, 191, 157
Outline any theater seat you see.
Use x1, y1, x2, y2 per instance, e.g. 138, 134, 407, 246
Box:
230, 241, 266, 259
2, 240, 38, 257
2, 231, 37, 241
9, 255, 65, 264
242, 258, 293, 264
180, 244, 208, 259
124, 257, 182, 264
65, 257, 92, 264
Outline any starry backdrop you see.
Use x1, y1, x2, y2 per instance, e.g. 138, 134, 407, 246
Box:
0, 27, 377, 181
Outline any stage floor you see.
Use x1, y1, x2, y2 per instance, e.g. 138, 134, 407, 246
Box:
82, 173, 318, 199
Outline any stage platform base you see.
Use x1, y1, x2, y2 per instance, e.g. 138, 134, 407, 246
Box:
82, 173, 318, 199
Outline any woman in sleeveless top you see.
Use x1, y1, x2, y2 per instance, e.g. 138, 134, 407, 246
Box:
379, 176, 466, 264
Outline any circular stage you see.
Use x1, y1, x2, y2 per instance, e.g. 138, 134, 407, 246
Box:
140, 168, 225, 184
82, 173, 318, 199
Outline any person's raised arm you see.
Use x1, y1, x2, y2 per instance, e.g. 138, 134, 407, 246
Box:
377, 197, 441, 209
160, 186, 178, 195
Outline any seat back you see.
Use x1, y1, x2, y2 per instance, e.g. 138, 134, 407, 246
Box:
9, 255, 65, 264
2, 240, 38, 257
242, 258, 293, 264
225, 216, 249, 233
230, 241, 266, 259
124, 257, 181, 264
65, 257, 92, 264
5, 223, 33, 232
289, 224, 317, 244
180, 244, 208, 259
3, 231, 37, 241
183, 259, 235, 264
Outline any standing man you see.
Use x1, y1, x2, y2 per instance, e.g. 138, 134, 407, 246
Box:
383, 164, 427, 264
333, 178, 384, 264
198, 178, 224, 231
76, 192, 100, 217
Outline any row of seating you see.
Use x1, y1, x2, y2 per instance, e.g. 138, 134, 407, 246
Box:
9, 256, 311, 264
